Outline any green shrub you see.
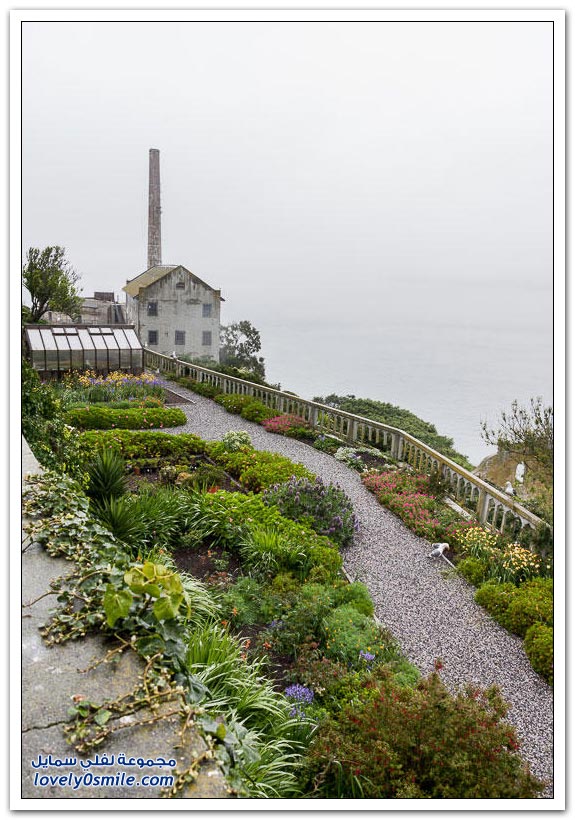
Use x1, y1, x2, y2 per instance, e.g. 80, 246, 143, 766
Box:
305, 544, 343, 582
221, 430, 252, 451
240, 401, 277, 424
474, 581, 517, 623
457, 556, 490, 587
191, 381, 223, 399
186, 464, 228, 492
268, 584, 334, 657
300, 669, 543, 798
313, 435, 342, 455
220, 577, 265, 626
322, 604, 388, 668
86, 448, 127, 502
263, 477, 358, 548
524, 623, 553, 685
208, 446, 315, 492
214, 394, 254, 414
504, 578, 553, 638
64, 405, 187, 430
330, 580, 374, 617
475, 578, 553, 639
183, 624, 306, 797
79, 430, 207, 462
170, 464, 228, 492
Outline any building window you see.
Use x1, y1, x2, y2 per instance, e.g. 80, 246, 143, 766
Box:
176, 281, 185, 290
175, 330, 186, 346
202, 303, 212, 318
202, 331, 212, 346
148, 330, 158, 345
147, 301, 158, 316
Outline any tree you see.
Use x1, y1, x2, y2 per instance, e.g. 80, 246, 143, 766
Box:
481, 397, 553, 486
219, 320, 265, 378
22, 246, 82, 323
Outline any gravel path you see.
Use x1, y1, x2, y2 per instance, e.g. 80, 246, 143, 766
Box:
163, 383, 554, 796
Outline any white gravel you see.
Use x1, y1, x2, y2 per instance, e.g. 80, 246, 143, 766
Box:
163, 383, 554, 796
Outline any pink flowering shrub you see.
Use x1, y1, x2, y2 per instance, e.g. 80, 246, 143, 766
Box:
362, 471, 444, 540
262, 414, 311, 436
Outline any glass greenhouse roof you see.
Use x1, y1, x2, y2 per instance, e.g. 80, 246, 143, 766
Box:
24, 325, 143, 373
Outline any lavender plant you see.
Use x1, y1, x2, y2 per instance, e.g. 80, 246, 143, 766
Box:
263, 476, 359, 548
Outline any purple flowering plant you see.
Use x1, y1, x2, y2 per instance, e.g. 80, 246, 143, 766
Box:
285, 683, 315, 719
263, 476, 359, 547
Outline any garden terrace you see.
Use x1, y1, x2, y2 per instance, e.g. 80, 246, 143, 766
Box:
143, 350, 545, 537
21, 367, 554, 799
150, 379, 553, 795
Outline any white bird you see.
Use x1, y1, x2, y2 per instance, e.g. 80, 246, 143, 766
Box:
504, 481, 515, 496
428, 543, 449, 558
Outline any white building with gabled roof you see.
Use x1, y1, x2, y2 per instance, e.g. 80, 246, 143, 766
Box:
123, 264, 223, 361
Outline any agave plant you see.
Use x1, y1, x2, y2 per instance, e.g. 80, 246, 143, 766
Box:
86, 447, 127, 502
92, 495, 145, 547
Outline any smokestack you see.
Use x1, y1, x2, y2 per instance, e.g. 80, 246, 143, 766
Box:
147, 148, 162, 269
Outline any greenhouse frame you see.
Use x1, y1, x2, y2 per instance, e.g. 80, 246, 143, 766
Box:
23, 324, 144, 378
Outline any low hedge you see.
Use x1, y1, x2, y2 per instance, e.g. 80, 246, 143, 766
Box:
66, 397, 164, 411
524, 623, 553, 685
475, 578, 553, 684
240, 401, 277, 424
215, 394, 254, 414
173, 377, 224, 399
78, 430, 207, 462
457, 556, 490, 587
65, 405, 187, 431
475, 578, 553, 638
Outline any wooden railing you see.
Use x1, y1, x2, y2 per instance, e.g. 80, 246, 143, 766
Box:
144, 349, 545, 536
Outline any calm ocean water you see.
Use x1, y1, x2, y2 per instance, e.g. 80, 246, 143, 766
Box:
258, 280, 553, 467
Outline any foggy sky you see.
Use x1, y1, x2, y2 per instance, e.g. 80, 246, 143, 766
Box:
21, 20, 553, 330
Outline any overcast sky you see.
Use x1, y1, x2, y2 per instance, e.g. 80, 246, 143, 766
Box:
21, 19, 553, 327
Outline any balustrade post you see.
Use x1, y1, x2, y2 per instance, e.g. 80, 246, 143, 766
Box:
309, 407, 319, 429
347, 419, 358, 444
476, 488, 489, 525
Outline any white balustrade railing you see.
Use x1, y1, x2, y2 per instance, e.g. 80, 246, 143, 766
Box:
145, 349, 545, 536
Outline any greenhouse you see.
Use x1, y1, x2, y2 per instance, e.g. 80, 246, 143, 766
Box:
23, 324, 143, 378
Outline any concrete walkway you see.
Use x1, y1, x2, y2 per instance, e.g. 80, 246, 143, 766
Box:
20, 438, 229, 801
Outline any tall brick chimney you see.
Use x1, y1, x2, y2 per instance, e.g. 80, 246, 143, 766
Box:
147, 148, 162, 269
